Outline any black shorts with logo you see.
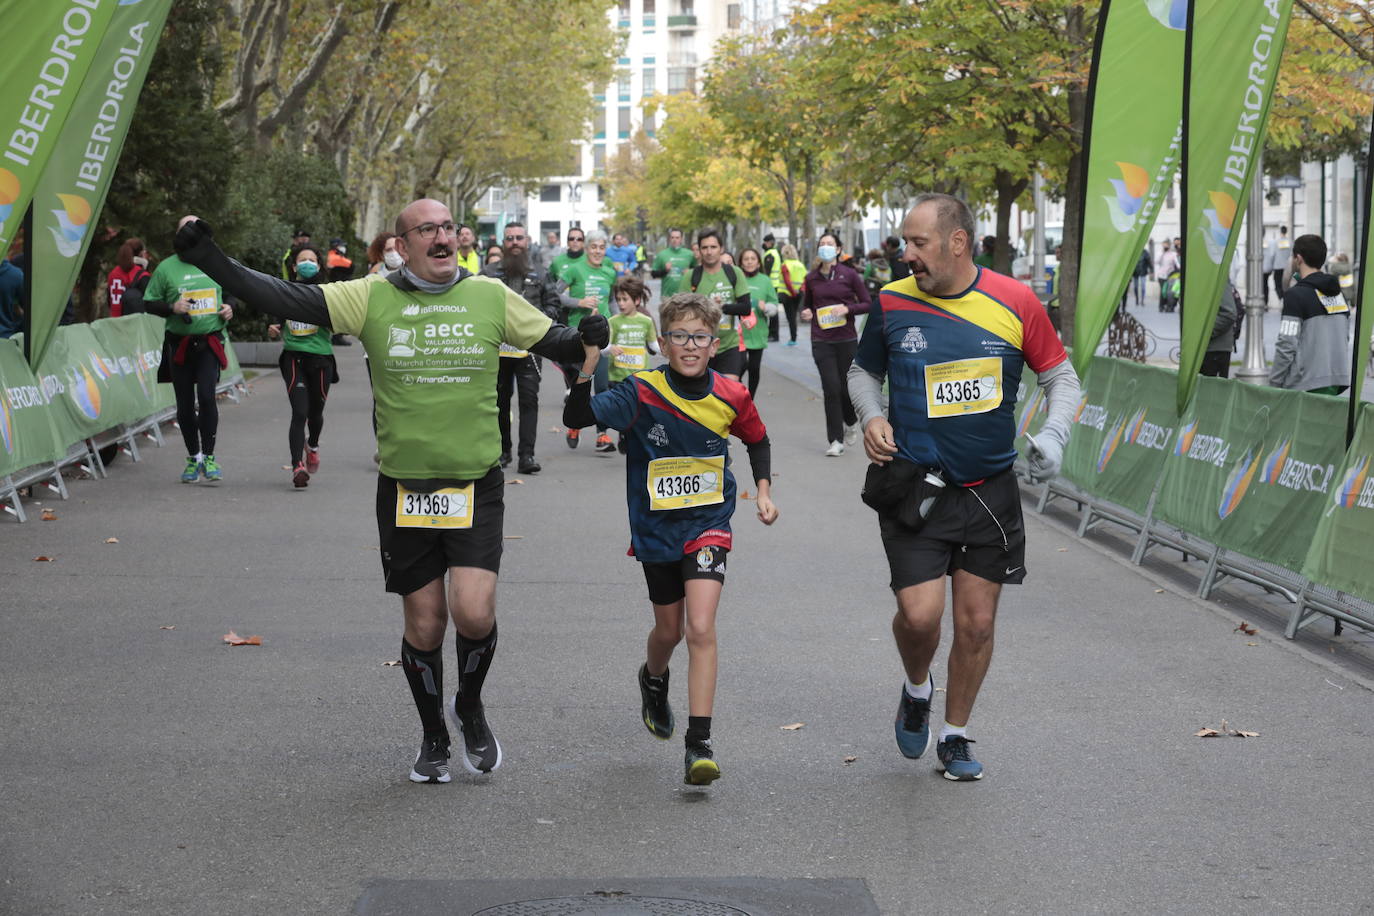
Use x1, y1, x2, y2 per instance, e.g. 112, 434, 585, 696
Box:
708, 348, 745, 377
375, 468, 505, 595
878, 467, 1026, 591
641, 545, 728, 605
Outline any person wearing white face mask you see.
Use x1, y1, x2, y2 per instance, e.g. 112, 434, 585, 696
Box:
368, 231, 404, 278
799, 231, 869, 455
267, 244, 338, 488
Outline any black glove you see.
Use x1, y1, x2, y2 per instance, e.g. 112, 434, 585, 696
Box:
173, 218, 214, 259
579, 312, 609, 348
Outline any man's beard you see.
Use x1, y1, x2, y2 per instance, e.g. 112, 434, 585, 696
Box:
503, 247, 529, 277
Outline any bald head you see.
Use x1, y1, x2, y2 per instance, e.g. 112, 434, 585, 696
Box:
394, 198, 451, 237
393, 198, 459, 284
177, 214, 199, 231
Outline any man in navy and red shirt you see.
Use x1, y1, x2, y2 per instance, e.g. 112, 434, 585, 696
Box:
847, 193, 1079, 781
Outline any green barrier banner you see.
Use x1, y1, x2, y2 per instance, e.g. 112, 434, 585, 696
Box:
29, 0, 174, 369
222, 330, 242, 382
1302, 403, 1374, 603
1154, 375, 1235, 540
1014, 365, 1049, 457
0, 337, 64, 477
89, 314, 171, 416
1066, 357, 1178, 516
1071, 0, 1185, 377
1348, 98, 1374, 435
0, 0, 118, 252
1178, 0, 1293, 411
35, 321, 142, 437
1059, 357, 1117, 490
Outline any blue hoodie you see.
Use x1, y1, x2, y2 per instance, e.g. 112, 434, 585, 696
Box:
606, 242, 638, 276
0, 259, 23, 338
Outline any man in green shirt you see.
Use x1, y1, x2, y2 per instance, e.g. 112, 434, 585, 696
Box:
144, 214, 235, 484
173, 198, 607, 785
562, 231, 619, 451
548, 227, 586, 288
685, 229, 751, 380
650, 228, 696, 300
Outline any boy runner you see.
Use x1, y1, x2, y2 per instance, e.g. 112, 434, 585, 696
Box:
563, 292, 778, 785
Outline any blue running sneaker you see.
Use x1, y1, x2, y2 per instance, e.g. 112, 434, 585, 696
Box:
180, 456, 200, 483
936, 735, 983, 781
201, 455, 223, 482
894, 681, 934, 759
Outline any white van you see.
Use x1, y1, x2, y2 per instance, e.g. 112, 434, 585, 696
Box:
1011, 223, 1062, 284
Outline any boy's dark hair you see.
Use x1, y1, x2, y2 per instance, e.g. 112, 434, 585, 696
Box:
612, 273, 647, 304
1293, 234, 1326, 270
659, 291, 721, 330
697, 228, 722, 246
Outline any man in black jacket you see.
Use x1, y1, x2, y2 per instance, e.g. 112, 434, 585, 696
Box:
1270, 234, 1351, 394
481, 221, 564, 474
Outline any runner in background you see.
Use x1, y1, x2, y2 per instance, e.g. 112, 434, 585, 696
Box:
737, 248, 778, 399
267, 244, 337, 488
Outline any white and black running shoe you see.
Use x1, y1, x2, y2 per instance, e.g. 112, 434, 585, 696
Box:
449, 695, 503, 774
408, 734, 451, 784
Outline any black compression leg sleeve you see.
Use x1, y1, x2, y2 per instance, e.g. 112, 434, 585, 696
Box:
195, 348, 219, 455
306, 365, 329, 449
401, 638, 448, 739
455, 622, 498, 711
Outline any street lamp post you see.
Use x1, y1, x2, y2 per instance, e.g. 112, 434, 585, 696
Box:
1236, 154, 1268, 382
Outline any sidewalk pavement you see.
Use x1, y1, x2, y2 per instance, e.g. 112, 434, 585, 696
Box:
1, 342, 1371, 915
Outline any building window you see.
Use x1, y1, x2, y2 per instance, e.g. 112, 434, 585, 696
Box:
643, 107, 656, 133
617, 71, 632, 102
618, 0, 630, 15
618, 107, 632, 139
643, 0, 655, 11
667, 67, 695, 94
540, 220, 561, 240
593, 145, 606, 176
642, 68, 655, 95
540, 184, 560, 202
727, 3, 740, 29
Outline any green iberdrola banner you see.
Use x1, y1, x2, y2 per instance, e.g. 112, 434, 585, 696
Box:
28, 0, 174, 369
1178, 0, 1293, 411
1302, 403, 1374, 603
0, 338, 64, 477
1071, 0, 1185, 378
0, 0, 119, 253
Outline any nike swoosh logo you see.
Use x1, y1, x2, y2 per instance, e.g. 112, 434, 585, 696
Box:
1005, 567, 1021, 575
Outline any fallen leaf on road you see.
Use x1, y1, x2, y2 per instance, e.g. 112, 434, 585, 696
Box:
33, 556, 53, 562
365, 545, 378, 550
536, 818, 555, 825
383, 660, 401, 667
549, 427, 562, 433
1234, 621, 1257, 635
934, 686, 947, 693
843, 755, 858, 765
281, 465, 291, 471
1057, 547, 1068, 552
507, 478, 524, 485
104, 537, 119, 544
160, 625, 176, 630
41, 509, 57, 521
1246, 642, 1258, 647
1154, 588, 1164, 594
739, 490, 753, 500
1195, 728, 1221, 738
504, 534, 524, 540
1233, 729, 1260, 737
222, 630, 263, 646
780, 723, 804, 731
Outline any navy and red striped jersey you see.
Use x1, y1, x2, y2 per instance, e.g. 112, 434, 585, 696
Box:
854, 267, 1067, 484
591, 367, 767, 563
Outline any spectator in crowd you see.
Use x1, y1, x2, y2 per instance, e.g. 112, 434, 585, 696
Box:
973, 235, 995, 269
1270, 233, 1350, 395
885, 235, 911, 282
367, 232, 402, 278
107, 237, 150, 318
1200, 282, 1239, 378
281, 228, 309, 280
0, 247, 22, 338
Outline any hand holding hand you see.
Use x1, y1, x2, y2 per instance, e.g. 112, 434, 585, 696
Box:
863, 416, 898, 464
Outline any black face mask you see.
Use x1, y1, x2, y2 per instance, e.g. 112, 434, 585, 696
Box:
567, 247, 585, 259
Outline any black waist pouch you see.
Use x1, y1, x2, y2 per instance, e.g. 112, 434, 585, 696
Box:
861, 458, 947, 533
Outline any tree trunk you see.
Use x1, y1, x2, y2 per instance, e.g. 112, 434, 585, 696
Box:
1059, 4, 1090, 345
803, 155, 816, 259
992, 171, 1028, 276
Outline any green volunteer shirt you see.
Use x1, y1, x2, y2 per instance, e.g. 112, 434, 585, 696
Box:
280, 315, 333, 355
564, 259, 618, 328
741, 273, 777, 350
607, 312, 657, 383
145, 255, 228, 337
690, 265, 750, 351
652, 246, 696, 299
549, 252, 584, 286
322, 274, 553, 479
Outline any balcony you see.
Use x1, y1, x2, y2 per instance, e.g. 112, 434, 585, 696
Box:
667, 14, 697, 28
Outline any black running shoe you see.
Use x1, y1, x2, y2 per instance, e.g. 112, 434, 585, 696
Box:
499, 450, 512, 468
638, 663, 674, 740
408, 734, 451, 784
518, 455, 541, 474
449, 696, 502, 774
684, 739, 721, 785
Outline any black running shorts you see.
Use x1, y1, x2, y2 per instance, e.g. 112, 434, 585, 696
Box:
375, 468, 505, 595
708, 348, 745, 377
878, 467, 1026, 591
641, 545, 728, 605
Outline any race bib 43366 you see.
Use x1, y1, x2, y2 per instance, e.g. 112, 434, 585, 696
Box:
924, 357, 1003, 418
395, 482, 475, 528
647, 456, 725, 511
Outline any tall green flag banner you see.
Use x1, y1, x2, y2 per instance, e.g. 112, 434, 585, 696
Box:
0, 338, 64, 477
0, 0, 119, 253
1071, 0, 1185, 377
29, 0, 174, 369
1177, 0, 1293, 411
1347, 97, 1374, 441
1302, 402, 1374, 603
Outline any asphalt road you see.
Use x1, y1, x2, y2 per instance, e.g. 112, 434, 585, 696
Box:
2, 342, 1371, 915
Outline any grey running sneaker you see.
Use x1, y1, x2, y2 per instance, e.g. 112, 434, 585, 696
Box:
894, 680, 934, 759
449, 695, 503, 774
408, 735, 451, 784
936, 735, 984, 781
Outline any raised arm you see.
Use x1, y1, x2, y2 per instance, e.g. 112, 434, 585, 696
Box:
174, 219, 331, 325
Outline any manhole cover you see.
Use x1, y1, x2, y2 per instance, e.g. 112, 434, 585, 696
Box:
475, 897, 749, 915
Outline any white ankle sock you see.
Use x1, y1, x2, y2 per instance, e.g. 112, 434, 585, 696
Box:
904, 675, 932, 701
939, 722, 968, 741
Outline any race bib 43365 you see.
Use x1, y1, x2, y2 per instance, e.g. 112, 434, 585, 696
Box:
924, 357, 1003, 418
